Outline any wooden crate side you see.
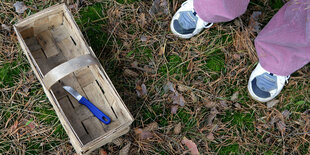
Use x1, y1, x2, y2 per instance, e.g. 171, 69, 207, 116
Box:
80, 126, 131, 154
14, 4, 66, 32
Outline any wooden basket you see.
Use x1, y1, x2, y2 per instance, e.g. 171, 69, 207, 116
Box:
14, 4, 133, 154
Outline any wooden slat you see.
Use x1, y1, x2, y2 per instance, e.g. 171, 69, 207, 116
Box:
36, 30, 59, 58
49, 12, 64, 28
20, 27, 34, 39
74, 67, 96, 88
82, 81, 118, 122
58, 96, 92, 144
82, 117, 106, 139
60, 73, 87, 108
51, 25, 69, 42
24, 37, 41, 51
56, 37, 80, 59
33, 17, 50, 35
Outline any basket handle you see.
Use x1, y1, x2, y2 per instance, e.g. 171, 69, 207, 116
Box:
43, 54, 99, 90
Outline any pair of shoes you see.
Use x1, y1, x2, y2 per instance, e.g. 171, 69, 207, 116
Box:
170, 0, 290, 102
170, 0, 213, 39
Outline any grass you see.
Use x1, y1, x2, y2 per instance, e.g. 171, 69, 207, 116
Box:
1, 0, 309, 154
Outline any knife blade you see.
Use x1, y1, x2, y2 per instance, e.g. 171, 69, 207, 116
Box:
63, 86, 111, 124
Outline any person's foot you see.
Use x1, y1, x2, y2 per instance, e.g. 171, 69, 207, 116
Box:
248, 63, 290, 102
170, 0, 213, 39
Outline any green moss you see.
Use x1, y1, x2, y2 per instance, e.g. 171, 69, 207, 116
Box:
116, 0, 140, 4
77, 3, 109, 54
0, 61, 29, 88
218, 144, 239, 155
222, 111, 254, 131
269, 0, 285, 9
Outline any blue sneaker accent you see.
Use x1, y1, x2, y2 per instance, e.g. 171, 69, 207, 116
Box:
173, 11, 198, 35
251, 73, 278, 98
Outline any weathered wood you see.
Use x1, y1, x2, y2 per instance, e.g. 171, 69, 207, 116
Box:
82, 117, 106, 139
14, 4, 134, 155
58, 96, 92, 144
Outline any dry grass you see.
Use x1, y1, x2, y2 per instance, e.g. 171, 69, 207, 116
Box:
0, 0, 309, 154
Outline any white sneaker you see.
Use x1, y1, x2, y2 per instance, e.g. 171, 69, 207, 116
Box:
248, 63, 290, 102
170, 0, 213, 39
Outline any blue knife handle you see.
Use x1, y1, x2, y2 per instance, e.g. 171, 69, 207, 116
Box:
79, 97, 111, 124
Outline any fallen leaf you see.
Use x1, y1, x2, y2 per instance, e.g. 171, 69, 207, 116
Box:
276, 121, 286, 135
144, 122, 158, 131
182, 137, 200, 155
174, 122, 182, 134
124, 69, 139, 77
207, 107, 218, 125
139, 13, 146, 28
177, 85, 188, 92
230, 91, 239, 101
159, 46, 165, 56
149, 0, 169, 16
191, 92, 198, 103
119, 142, 131, 155
134, 128, 153, 139
204, 101, 216, 108
171, 105, 178, 114
165, 81, 175, 92
1, 24, 11, 32
99, 148, 108, 155
112, 137, 123, 146
234, 103, 241, 109
281, 110, 291, 119
267, 100, 279, 108
140, 35, 147, 42
13, 1, 28, 14
249, 11, 262, 32
136, 82, 147, 97
219, 100, 228, 109
172, 92, 185, 106
206, 133, 214, 141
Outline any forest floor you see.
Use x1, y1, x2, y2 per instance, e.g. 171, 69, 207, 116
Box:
0, 0, 309, 154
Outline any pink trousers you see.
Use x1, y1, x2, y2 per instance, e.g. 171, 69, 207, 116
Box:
194, 0, 310, 76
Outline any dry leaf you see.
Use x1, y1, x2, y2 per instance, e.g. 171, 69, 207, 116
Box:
267, 100, 279, 108
204, 101, 216, 108
1, 24, 10, 32
191, 92, 198, 103
249, 11, 262, 32
206, 133, 214, 141
182, 137, 200, 155
277, 121, 286, 135
207, 107, 218, 125
13, 1, 28, 14
234, 103, 241, 109
140, 35, 147, 42
172, 92, 185, 106
177, 85, 188, 92
171, 105, 178, 114
174, 122, 182, 134
219, 100, 228, 109
119, 142, 131, 155
124, 69, 139, 77
165, 81, 175, 92
99, 148, 108, 155
136, 83, 147, 97
149, 0, 169, 16
231, 91, 239, 101
139, 13, 146, 28
281, 110, 291, 119
144, 122, 158, 131
112, 138, 123, 146
159, 46, 165, 56
134, 128, 153, 139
